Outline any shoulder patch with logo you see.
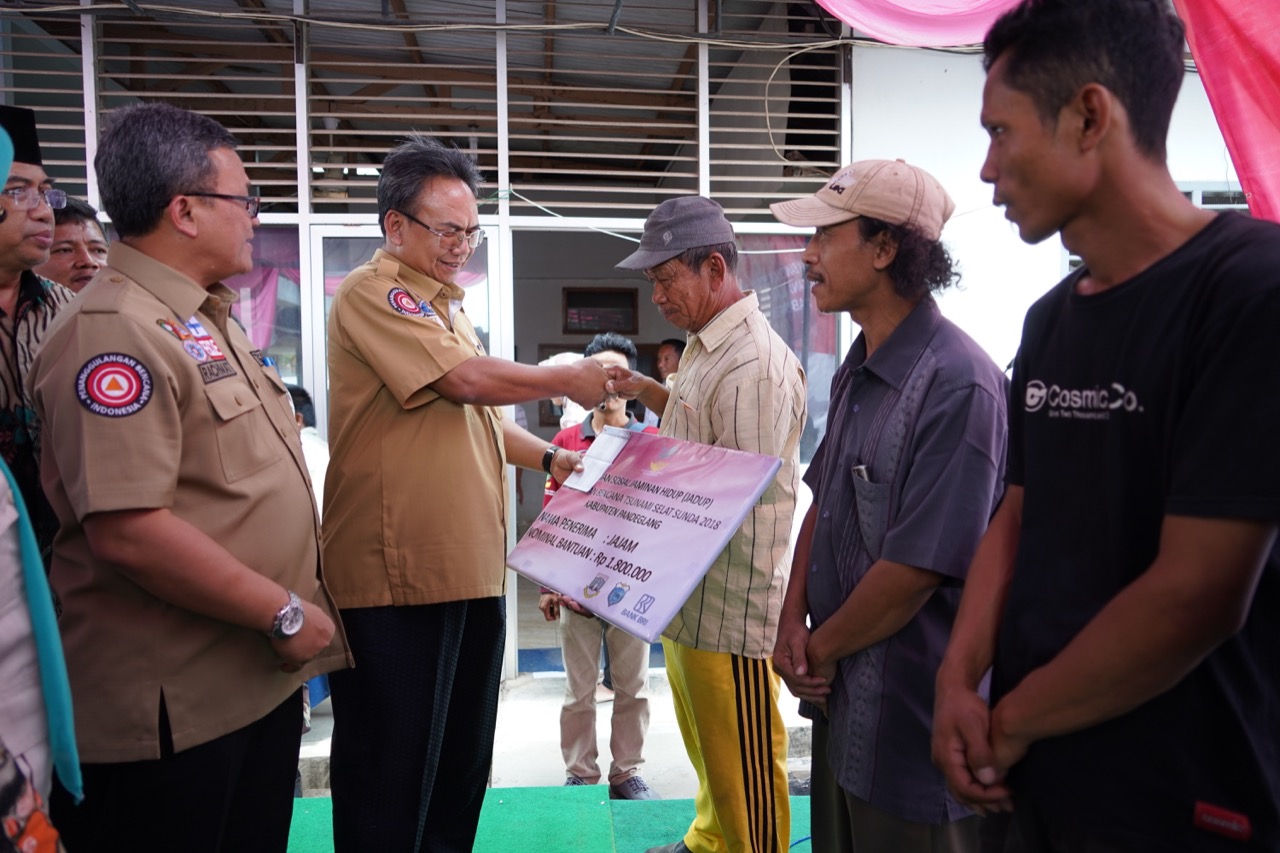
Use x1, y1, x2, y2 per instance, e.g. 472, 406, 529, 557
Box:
388, 287, 425, 316
77, 353, 153, 417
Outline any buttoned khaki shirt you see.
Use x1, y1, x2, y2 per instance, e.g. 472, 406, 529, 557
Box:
659, 291, 807, 658
29, 242, 349, 763
1, 272, 76, 551
323, 249, 507, 609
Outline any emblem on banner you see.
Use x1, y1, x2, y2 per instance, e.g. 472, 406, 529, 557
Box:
607, 583, 630, 607
647, 442, 681, 473
583, 574, 607, 598
634, 594, 655, 614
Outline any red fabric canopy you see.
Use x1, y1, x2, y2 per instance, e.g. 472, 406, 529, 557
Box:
1173, 0, 1280, 223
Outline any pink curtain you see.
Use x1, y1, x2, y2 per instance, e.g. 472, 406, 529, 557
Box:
1173, 0, 1280, 223
815, 0, 1020, 47
227, 266, 293, 350
225, 227, 301, 350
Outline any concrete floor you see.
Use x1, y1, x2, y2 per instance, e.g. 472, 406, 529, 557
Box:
298, 575, 812, 799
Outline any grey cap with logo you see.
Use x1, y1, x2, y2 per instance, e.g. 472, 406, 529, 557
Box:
616, 196, 738, 271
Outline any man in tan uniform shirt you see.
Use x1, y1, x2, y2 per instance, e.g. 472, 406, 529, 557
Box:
324, 134, 608, 853
30, 103, 349, 853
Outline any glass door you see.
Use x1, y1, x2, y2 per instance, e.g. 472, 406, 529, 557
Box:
305, 225, 494, 438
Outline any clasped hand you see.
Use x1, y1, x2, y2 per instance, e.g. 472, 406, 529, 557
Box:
931, 684, 1023, 815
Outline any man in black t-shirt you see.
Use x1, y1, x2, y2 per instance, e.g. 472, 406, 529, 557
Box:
932, 1, 1280, 851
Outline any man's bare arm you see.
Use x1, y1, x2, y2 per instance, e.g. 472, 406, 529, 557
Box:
501, 418, 582, 483
604, 366, 670, 416
932, 485, 1022, 812
989, 514, 1276, 772
774, 503, 831, 705
805, 558, 944, 678
433, 356, 608, 410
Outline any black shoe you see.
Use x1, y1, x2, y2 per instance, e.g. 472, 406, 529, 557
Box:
609, 775, 659, 800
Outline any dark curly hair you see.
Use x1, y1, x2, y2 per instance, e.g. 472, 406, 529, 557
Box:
857, 218, 959, 301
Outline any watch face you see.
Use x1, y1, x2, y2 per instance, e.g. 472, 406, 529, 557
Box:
280, 604, 305, 637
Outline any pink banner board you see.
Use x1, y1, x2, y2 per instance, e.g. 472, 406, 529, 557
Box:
507, 429, 782, 643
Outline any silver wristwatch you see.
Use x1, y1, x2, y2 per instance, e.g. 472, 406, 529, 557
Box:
269, 590, 305, 640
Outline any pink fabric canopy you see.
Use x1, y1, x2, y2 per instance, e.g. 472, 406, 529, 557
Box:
1174, 0, 1280, 223
815, 0, 1020, 47
817, 0, 1278, 223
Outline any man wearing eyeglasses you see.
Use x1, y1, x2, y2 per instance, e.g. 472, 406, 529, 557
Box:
0, 105, 76, 558
324, 133, 611, 853
29, 102, 350, 852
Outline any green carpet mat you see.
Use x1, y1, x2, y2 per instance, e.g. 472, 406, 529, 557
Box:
289, 789, 813, 852
475, 785, 616, 850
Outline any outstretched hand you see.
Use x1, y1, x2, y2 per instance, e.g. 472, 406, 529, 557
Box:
565, 358, 611, 410
603, 365, 652, 401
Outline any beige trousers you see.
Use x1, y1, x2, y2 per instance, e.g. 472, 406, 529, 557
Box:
559, 609, 650, 783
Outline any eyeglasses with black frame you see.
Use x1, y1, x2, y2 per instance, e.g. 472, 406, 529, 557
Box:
1, 187, 67, 211
182, 192, 261, 218
395, 208, 485, 250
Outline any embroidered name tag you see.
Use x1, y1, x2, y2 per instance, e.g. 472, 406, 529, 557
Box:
199, 361, 238, 384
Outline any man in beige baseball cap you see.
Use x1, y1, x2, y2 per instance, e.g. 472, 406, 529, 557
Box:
770, 160, 1008, 853
770, 158, 955, 240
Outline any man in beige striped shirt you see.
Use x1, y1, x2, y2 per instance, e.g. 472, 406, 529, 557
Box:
608, 196, 807, 853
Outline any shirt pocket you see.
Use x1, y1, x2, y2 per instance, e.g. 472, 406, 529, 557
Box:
262, 366, 290, 396
851, 467, 890, 561
205, 381, 282, 483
